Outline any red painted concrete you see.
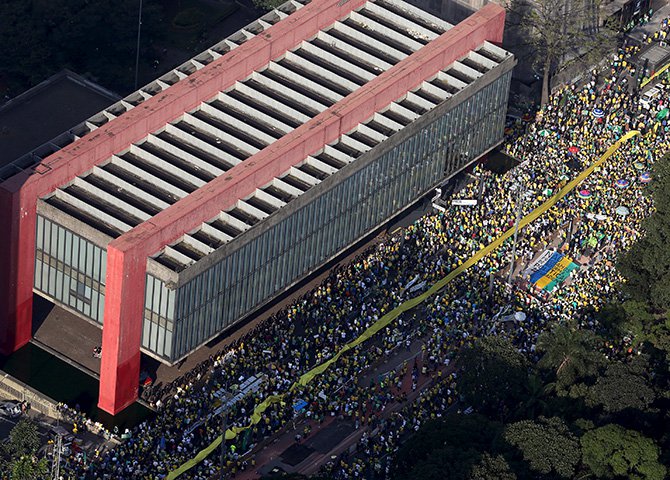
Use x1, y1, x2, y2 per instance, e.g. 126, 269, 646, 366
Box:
98, 4, 506, 413
0, 0, 368, 413
98, 245, 146, 414
0, 187, 32, 355
114, 3, 506, 255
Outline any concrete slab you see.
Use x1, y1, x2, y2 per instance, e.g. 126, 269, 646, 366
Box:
32, 296, 102, 377
0, 71, 117, 167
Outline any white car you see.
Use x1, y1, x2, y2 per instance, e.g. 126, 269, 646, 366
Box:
0, 401, 22, 418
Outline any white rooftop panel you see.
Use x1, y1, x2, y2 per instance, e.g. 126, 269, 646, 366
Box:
40, 0, 507, 275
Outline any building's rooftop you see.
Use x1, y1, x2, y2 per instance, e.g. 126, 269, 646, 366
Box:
38, 0, 511, 273
0, 71, 118, 172
154, 42, 508, 272
637, 43, 670, 67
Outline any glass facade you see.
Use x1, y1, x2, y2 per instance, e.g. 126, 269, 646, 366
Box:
34, 215, 177, 361
170, 71, 512, 361
33, 71, 511, 363
34, 215, 107, 324
143, 274, 176, 359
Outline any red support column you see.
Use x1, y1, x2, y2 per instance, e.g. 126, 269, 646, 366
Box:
0, 186, 35, 356
98, 245, 146, 415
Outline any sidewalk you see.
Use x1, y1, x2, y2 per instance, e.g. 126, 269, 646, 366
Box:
627, 3, 670, 44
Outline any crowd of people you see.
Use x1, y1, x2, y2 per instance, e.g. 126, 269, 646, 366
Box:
319, 20, 670, 480
58, 14, 670, 480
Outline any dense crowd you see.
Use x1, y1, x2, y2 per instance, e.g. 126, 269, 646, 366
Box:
320, 19, 670, 480
59, 16, 670, 480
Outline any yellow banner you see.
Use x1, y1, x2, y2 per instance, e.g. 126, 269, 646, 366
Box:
166, 130, 639, 479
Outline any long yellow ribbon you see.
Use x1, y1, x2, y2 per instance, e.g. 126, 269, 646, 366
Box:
641, 62, 670, 88
166, 131, 639, 479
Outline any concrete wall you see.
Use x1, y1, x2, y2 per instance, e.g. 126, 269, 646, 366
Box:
0, 369, 62, 420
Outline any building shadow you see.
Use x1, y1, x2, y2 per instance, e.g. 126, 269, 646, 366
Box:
31, 295, 54, 336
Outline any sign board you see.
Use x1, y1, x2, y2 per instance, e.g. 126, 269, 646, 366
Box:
451, 199, 477, 206
586, 213, 609, 221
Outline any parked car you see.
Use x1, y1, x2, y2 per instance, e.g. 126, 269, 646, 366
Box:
0, 401, 22, 418
640, 86, 661, 109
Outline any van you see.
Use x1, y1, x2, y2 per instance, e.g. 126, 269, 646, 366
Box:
640, 87, 661, 109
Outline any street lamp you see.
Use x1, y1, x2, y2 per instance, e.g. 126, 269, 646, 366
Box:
134, 0, 143, 90
219, 392, 233, 480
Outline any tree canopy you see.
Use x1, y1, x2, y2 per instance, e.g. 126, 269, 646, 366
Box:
252, 0, 286, 11
504, 0, 618, 104
0, 418, 48, 479
0, 0, 165, 96
469, 453, 517, 480
393, 414, 504, 478
458, 336, 530, 420
581, 424, 667, 480
619, 154, 670, 312
536, 325, 603, 388
504, 416, 580, 478
586, 360, 656, 414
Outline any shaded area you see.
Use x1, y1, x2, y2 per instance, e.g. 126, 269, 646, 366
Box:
280, 443, 315, 466
483, 148, 521, 174
307, 420, 356, 454
0, 343, 152, 431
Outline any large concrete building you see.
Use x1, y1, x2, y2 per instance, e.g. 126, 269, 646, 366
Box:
0, 0, 514, 415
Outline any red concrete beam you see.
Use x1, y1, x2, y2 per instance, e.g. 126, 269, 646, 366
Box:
98, 245, 147, 414
0, 187, 32, 355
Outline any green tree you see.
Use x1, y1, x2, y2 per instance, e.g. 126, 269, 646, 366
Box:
401, 445, 480, 480
619, 154, 670, 312
469, 453, 517, 480
504, 416, 580, 478
586, 360, 656, 414
598, 301, 670, 368
581, 424, 667, 480
0, 418, 48, 479
0, 1, 53, 91
7, 418, 41, 458
537, 325, 602, 388
252, 0, 285, 12
393, 414, 503, 477
0, 0, 165, 97
598, 301, 653, 343
504, 0, 618, 104
458, 337, 529, 420
515, 373, 550, 419
9, 455, 48, 480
